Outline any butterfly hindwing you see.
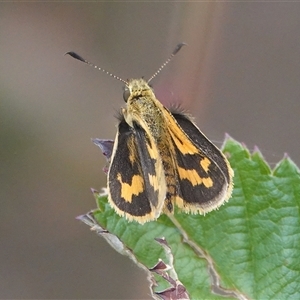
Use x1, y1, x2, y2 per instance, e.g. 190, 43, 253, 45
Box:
107, 118, 166, 223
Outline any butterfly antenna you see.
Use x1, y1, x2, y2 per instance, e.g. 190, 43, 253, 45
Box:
147, 42, 187, 84
65, 51, 128, 85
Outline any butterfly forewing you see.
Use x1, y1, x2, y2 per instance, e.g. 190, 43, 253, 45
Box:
107, 118, 166, 223
163, 108, 233, 213
172, 111, 233, 186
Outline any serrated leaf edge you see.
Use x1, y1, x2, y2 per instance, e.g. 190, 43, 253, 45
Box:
77, 211, 190, 300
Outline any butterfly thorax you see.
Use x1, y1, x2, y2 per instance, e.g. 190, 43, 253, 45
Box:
123, 79, 167, 140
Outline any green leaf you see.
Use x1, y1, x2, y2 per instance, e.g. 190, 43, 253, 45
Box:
79, 137, 300, 299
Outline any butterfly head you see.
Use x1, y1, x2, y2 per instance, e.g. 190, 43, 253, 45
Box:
123, 78, 155, 103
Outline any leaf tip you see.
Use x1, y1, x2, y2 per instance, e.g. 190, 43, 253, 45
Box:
90, 187, 99, 195
283, 152, 290, 159
273, 152, 300, 176
223, 133, 236, 145
92, 138, 114, 160
252, 145, 261, 153
75, 214, 85, 221
252, 145, 266, 160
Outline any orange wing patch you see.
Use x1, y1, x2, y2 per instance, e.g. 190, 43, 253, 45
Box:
117, 173, 144, 203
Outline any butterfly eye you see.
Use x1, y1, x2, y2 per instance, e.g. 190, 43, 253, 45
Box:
123, 87, 130, 102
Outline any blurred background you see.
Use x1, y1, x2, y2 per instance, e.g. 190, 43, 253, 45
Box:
1, 2, 300, 299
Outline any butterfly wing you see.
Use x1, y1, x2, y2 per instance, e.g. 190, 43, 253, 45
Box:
107, 118, 166, 223
164, 109, 233, 214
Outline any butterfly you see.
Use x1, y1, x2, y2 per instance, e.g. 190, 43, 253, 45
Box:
67, 43, 233, 224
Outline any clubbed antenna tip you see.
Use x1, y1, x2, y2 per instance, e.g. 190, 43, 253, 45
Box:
65, 51, 87, 63
65, 51, 128, 85
172, 42, 187, 55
